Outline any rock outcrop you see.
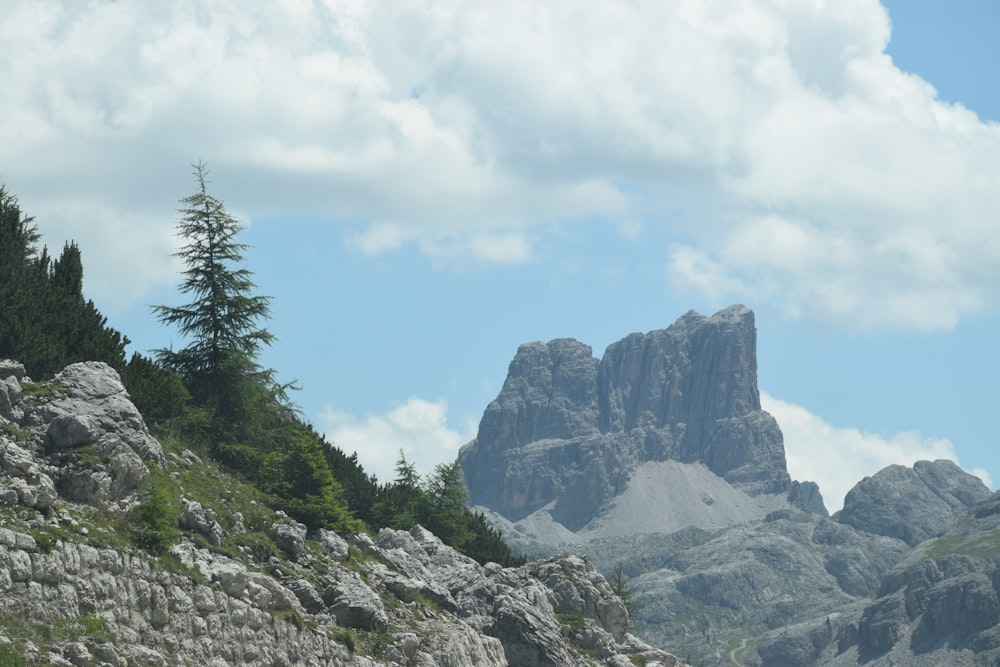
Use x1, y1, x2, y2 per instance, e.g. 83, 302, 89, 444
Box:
835, 459, 992, 546
0, 359, 684, 666
752, 485, 1000, 667
461, 305, 823, 536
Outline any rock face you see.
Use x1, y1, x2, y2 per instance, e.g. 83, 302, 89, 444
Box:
835, 459, 993, 546
752, 486, 1000, 667
458, 307, 999, 665
461, 305, 823, 534
0, 358, 684, 667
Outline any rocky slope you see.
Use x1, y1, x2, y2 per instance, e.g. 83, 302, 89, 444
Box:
458, 306, 997, 665
0, 359, 684, 666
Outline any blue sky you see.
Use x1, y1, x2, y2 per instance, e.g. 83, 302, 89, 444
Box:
1, 1, 997, 510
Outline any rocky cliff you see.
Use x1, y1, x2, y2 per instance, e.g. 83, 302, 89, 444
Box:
460, 305, 824, 538
0, 359, 683, 666
458, 306, 998, 665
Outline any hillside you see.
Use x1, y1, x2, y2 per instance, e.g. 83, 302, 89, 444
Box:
0, 358, 683, 666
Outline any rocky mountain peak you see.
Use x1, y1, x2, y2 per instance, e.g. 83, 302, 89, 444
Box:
461, 305, 822, 532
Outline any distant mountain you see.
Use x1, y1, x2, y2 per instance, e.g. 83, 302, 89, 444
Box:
459, 306, 997, 665
460, 305, 824, 541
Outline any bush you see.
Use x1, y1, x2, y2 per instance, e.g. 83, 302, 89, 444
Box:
132, 471, 181, 555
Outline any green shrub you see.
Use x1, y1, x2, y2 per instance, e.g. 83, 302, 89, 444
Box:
132, 471, 181, 555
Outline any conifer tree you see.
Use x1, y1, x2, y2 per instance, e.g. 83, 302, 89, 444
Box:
153, 162, 275, 450
0, 184, 127, 378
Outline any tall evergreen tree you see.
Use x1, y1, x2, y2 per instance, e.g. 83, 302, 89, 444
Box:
153, 162, 275, 446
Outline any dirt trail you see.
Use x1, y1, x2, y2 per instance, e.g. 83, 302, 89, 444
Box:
725, 637, 750, 666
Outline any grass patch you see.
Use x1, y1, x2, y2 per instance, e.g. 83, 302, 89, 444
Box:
0, 641, 23, 667
556, 612, 587, 635
19, 381, 66, 401
926, 529, 1000, 559
359, 628, 393, 659
0, 422, 28, 442
334, 628, 356, 652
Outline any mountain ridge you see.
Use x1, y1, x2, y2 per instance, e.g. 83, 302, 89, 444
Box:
459, 305, 997, 665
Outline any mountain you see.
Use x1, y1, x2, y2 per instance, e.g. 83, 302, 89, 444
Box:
459, 305, 996, 665
460, 305, 824, 547
0, 359, 684, 666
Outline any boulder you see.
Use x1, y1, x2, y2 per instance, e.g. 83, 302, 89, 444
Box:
314, 528, 349, 561
0, 359, 26, 381
323, 571, 388, 630
270, 520, 307, 556
181, 499, 224, 546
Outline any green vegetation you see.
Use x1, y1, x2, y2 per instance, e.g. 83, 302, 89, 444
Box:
0, 614, 112, 666
557, 612, 588, 634
609, 560, 635, 615
0, 642, 23, 667
0, 173, 523, 567
132, 469, 182, 555
152, 161, 281, 463
926, 529, 1000, 559
0, 184, 128, 380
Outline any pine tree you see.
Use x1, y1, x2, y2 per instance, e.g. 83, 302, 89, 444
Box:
0, 184, 127, 378
153, 162, 275, 448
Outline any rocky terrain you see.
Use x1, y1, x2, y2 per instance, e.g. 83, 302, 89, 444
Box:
0, 358, 684, 666
460, 305, 999, 665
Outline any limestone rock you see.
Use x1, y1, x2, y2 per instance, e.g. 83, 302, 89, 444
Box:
314, 527, 349, 561
270, 519, 307, 556
181, 499, 224, 546
323, 571, 389, 631
287, 578, 325, 613
0, 356, 690, 666
461, 305, 822, 533
835, 459, 992, 546
23, 362, 164, 465
0, 375, 22, 422
0, 359, 26, 382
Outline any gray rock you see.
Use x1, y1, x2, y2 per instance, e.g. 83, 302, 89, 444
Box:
0, 376, 22, 421
25, 362, 164, 465
835, 460, 992, 546
47, 414, 102, 449
460, 306, 823, 532
181, 499, 224, 546
54, 435, 150, 507
270, 520, 307, 556
323, 571, 388, 630
287, 579, 325, 613
0, 359, 26, 381
314, 528, 349, 561
1, 356, 690, 666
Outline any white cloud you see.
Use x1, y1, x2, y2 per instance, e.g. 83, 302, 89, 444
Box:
761, 391, 993, 512
1, 0, 998, 331
320, 397, 475, 484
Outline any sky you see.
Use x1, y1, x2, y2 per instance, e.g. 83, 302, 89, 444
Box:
1, 0, 997, 512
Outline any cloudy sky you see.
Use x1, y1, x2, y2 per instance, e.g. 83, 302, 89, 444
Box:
2, 0, 997, 511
